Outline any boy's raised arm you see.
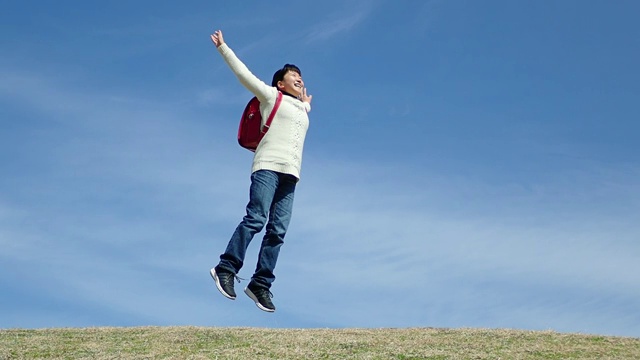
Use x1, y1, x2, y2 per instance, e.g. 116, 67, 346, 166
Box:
209, 29, 272, 102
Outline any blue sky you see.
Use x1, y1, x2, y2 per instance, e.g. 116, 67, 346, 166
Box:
1, 0, 639, 337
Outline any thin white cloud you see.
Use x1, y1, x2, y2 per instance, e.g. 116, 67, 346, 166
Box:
303, 5, 373, 44
0, 68, 257, 325
274, 156, 640, 334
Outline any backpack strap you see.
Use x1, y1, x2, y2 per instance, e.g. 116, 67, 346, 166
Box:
261, 91, 283, 134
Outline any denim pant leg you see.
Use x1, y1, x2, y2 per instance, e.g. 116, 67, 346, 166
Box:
218, 170, 279, 274
252, 173, 297, 289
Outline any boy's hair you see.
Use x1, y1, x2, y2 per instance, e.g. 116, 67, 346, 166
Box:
271, 64, 301, 87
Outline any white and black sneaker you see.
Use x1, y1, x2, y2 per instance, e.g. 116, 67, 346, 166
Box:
210, 266, 237, 300
244, 282, 275, 312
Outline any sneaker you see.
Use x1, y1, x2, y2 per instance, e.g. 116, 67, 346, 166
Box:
210, 266, 237, 300
244, 282, 276, 312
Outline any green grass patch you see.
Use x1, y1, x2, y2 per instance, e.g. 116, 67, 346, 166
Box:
0, 326, 638, 359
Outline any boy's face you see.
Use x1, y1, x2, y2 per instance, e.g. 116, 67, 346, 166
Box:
277, 70, 304, 97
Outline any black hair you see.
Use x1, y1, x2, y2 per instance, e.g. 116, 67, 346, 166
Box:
271, 64, 301, 87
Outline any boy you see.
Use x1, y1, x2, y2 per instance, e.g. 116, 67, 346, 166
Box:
209, 30, 312, 312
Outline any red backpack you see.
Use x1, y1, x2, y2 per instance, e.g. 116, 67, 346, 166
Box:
237, 92, 283, 152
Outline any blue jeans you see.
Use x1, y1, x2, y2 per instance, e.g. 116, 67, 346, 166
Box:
218, 170, 297, 289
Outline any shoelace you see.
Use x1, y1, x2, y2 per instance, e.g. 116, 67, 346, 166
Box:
221, 273, 244, 286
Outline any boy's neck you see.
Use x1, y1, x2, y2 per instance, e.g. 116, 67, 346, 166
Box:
279, 89, 299, 100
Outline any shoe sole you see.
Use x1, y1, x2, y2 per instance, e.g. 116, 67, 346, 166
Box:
244, 287, 275, 313
210, 268, 236, 300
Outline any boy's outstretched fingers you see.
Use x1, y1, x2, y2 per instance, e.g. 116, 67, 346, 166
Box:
210, 30, 225, 48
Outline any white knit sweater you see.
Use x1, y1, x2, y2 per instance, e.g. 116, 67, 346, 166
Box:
217, 43, 311, 180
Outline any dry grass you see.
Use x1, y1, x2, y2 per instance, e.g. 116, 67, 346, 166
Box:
1, 326, 638, 359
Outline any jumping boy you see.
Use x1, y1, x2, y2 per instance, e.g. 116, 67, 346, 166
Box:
209, 29, 312, 312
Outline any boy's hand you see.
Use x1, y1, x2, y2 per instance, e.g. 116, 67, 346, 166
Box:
301, 87, 313, 104
210, 30, 225, 48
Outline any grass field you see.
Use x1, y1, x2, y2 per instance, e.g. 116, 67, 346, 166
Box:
1, 326, 639, 359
